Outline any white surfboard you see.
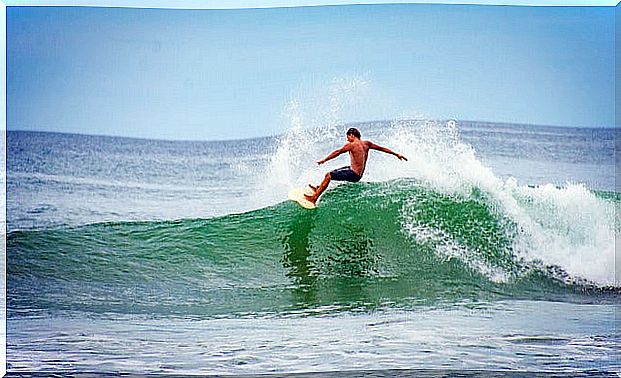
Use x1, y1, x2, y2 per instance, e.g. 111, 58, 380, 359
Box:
288, 187, 317, 209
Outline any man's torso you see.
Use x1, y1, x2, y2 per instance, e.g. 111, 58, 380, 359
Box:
348, 140, 370, 177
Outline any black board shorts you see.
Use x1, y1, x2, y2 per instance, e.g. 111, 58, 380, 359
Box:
330, 166, 362, 182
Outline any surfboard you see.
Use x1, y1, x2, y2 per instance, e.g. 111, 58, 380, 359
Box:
288, 187, 317, 209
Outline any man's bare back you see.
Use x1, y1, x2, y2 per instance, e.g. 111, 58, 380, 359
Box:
305, 128, 407, 204
343, 139, 369, 177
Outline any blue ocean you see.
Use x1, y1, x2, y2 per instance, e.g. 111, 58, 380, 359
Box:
6, 119, 620, 374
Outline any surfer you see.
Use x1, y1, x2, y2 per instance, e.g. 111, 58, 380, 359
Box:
305, 127, 407, 204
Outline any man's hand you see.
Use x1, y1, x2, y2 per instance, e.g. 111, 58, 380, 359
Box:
317, 159, 326, 165
397, 154, 408, 161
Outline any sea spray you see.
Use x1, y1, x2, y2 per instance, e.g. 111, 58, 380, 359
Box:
254, 76, 371, 207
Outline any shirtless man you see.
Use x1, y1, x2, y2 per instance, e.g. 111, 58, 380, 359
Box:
305, 127, 407, 204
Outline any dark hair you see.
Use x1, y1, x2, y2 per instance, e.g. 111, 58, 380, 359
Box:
346, 127, 361, 139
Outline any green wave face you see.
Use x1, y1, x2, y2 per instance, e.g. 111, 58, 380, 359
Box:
8, 180, 619, 319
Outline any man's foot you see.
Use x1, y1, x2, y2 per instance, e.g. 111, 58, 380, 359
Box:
303, 194, 316, 204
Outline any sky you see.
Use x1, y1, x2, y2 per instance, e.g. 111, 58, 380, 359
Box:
6, 2, 617, 140
3, 0, 620, 7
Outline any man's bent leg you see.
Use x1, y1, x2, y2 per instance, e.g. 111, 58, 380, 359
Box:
305, 172, 331, 204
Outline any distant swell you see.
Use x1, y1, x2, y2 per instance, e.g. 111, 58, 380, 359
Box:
8, 180, 619, 319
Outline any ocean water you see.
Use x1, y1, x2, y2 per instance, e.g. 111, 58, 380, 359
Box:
6, 120, 620, 374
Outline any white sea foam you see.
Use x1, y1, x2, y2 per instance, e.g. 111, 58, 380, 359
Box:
378, 119, 618, 287
402, 212, 510, 284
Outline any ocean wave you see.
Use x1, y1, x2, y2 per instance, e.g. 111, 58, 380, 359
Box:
8, 179, 619, 318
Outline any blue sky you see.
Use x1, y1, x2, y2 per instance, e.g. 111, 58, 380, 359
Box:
7, 2, 616, 140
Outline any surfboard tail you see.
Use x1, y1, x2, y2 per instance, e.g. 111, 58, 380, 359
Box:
288, 187, 317, 209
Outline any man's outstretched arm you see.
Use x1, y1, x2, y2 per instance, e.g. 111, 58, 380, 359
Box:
317, 144, 349, 165
368, 142, 408, 161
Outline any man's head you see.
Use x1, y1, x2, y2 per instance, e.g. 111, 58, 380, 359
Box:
346, 127, 361, 142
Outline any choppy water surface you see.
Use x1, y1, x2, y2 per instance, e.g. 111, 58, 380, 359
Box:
7, 120, 620, 374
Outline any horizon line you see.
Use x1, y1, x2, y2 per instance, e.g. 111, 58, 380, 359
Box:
8, 119, 617, 143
